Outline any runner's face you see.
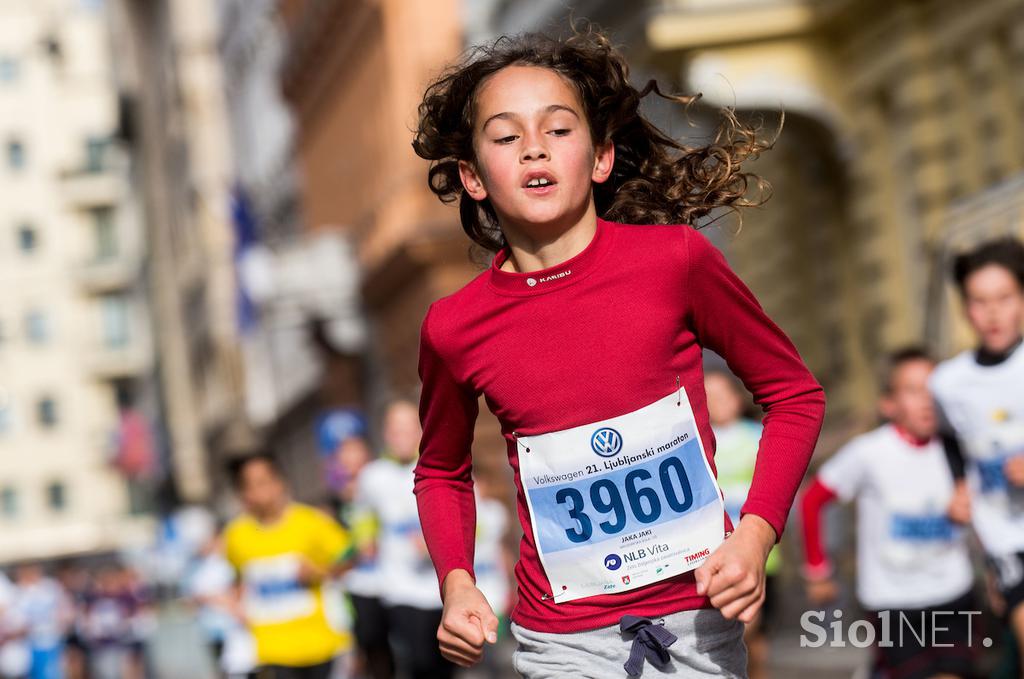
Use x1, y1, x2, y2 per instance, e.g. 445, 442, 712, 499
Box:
337, 437, 371, 476
460, 65, 613, 233
881, 359, 936, 440
704, 373, 744, 427
963, 264, 1024, 354
239, 460, 287, 515
384, 401, 421, 464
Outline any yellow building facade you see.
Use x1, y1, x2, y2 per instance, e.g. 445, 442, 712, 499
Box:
647, 0, 1024, 441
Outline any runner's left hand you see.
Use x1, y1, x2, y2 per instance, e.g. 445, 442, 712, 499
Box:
694, 514, 775, 623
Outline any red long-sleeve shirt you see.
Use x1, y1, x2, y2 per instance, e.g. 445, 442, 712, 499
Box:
414, 218, 826, 633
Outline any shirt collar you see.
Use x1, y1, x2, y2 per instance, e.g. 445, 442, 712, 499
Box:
487, 217, 615, 296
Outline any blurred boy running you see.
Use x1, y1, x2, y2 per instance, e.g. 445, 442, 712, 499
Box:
223, 453, 354, 679
801, 348, 976, 679
929, 237, 1024, 676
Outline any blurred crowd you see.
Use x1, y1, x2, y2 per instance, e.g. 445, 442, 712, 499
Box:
0, 560, 153, 679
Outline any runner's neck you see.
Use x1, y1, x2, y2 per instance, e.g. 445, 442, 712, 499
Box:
253, 500, 289, 527
975, 336, 1022, 367
891, 423, 931, 448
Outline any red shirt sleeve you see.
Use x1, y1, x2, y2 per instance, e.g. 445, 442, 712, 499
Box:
799, 476, 838, 577
413, 303, 481, 595
685, 228, 827, 541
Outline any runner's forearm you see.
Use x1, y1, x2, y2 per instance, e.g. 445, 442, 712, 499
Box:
799, 477, 837, 578
414, 305, 481, 594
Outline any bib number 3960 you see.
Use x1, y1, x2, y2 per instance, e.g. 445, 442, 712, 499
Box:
557, 458, 693, 543
517, 386, 726, 603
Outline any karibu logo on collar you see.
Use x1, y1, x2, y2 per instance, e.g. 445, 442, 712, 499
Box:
591, 427, 623, 457
525, 269, 573, 287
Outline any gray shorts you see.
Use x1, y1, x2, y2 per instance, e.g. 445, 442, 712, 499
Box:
511, 608, 747, 678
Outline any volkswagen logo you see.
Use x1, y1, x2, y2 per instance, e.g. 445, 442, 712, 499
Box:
591, 427, 622, 457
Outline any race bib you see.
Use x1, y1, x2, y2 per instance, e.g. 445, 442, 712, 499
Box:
881, 512, 957, 569
518, 387, 725, 603
242, 554, 317, 624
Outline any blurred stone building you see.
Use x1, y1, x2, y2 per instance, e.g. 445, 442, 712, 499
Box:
646, 0, 1024, 440
109, 0, 246, 504
274, 0, 501, 465
0, 0, 153, 561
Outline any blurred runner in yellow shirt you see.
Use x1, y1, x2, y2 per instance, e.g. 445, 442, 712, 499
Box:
224, 453, 354, 679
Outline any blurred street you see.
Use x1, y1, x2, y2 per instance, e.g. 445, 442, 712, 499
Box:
143, 604, 872, 679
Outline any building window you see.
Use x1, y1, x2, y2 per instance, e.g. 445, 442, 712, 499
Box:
85, 137, 109, 173
17, 224, 37, 253
100, 295, 130, 348
6, 139, 25, 170
92, 207, 116, 259
24, 310, 49, 344
37, 397, 57, 429
0, 57, 18, 83
0, 487, 17, 518
45, 482, 66, 512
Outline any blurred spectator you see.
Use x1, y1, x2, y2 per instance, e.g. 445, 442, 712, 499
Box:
319, 411, 369, 508
704, 369, 776, 679
472, 475, 513, 679
354, 399, 454, 679
53, 563, 89, 679
223, 453, 354, 679
183, 532, 256, 678
331, 437, 373, 509
0, 568, 29, 679
337, 435, 392, 679
11, 564, 74, 679
80, 566, 140, 679
118, 565, 155, 679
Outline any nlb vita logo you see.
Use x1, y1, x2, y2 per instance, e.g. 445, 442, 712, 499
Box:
591, 427, 623, 458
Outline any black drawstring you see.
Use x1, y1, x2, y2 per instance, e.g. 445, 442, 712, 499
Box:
620, 615, 677, 677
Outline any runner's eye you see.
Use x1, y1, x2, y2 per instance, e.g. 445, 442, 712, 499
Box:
495, 135, 518, 145
550, 129, 571, 136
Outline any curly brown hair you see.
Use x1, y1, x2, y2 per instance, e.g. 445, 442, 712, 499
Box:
412, 27, 778, 254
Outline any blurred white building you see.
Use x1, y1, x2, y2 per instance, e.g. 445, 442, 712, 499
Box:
218, 0, 367, 497
0, 0, 154, 562
107, 0, 265, 511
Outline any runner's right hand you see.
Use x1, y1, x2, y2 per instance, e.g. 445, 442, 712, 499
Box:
805, 577, 838, 606
438, 568, 499, 667
947, 479, 971, 524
